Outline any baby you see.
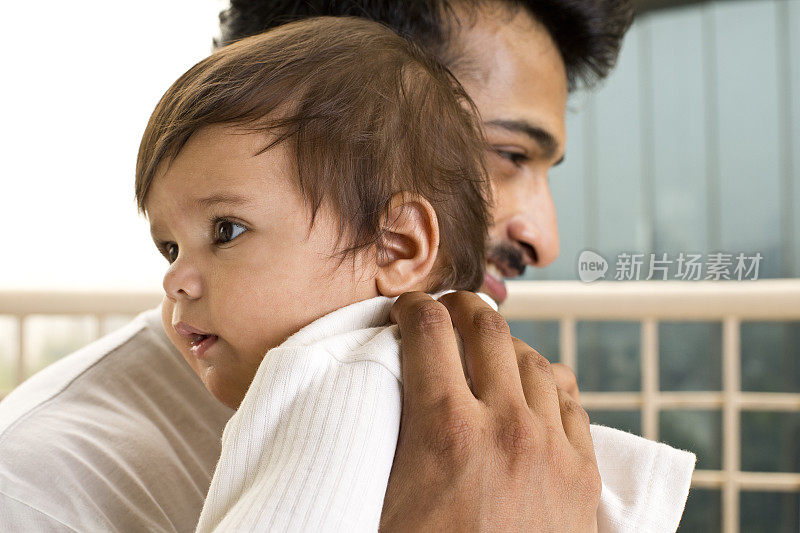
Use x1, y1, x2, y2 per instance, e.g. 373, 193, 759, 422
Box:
137, 17, 489, 412
136, 17, 695, 532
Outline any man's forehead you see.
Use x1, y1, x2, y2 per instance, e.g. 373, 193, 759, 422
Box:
445, 1, 568, 147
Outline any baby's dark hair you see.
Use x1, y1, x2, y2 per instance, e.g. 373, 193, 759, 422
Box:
216, 0, 635, 91
136, 16, 491, 292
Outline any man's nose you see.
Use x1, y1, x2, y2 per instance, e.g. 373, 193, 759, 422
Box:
507, 214, 559, 268
162, 254, 203, 301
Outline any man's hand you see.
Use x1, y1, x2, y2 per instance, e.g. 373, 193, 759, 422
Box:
380, 291, 600, 532
552, 362, 580, 402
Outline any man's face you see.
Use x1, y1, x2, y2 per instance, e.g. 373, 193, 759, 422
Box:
146, 125, 376, 409
452, 4, 568, 303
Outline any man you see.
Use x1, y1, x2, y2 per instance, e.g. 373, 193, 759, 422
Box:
0, 1, 632, 530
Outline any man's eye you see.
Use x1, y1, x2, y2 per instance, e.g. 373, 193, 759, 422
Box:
215, 220, 247, 244
163, 243, 178, 264
494, 149, 529, 166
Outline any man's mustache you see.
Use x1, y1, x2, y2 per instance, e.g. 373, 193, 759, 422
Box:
487, 243, 527, 277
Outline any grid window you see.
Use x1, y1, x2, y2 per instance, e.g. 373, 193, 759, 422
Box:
587, 409, 641, 436
660, 322, 722, 391
577, 321, 641, 392
498, 279, 800, 532
741, 322, 800, 393
739, 491, 799, 533
508, 320, 560, 364
661, 410, 722, 471
741, 412, 800, 473
680, 489, 722, 532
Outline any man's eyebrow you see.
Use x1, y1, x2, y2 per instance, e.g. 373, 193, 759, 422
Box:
485, 119, 563, 161
192, 193, 252, 209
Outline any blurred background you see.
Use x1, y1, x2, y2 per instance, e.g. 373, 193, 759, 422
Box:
0, 0, 798, 531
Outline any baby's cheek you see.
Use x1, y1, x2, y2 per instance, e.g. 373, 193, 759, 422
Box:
160, 297, 175, 343
160, 298, 194, 366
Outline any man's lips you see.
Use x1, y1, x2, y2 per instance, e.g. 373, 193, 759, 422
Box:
482, 262, 508, 304
173, 321, 219, 358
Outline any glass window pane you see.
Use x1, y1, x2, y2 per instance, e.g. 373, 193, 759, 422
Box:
508, 320, 560, 364
577, 322, 640, 392
0, 317, 18, 392
588, 410, 641, 436
678, 489, 721, 532
650, 8, 708, 256
659, 322, 721, 391
741, 322, 800, 393
23, 316, 96, 378
741, 411, 800, 473
740, 491, 799, 533
660, 410, 722, 470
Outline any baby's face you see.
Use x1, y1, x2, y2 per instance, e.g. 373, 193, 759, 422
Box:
146, 125, 378, 409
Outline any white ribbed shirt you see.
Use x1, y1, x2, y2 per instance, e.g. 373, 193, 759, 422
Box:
197, 295, 695, 532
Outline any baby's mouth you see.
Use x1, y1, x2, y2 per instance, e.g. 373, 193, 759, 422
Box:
188, 332, 216, 346
174, 321, 219, 357
188, 334, 218, 358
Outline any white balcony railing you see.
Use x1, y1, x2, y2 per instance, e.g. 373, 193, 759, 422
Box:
504, 279, 800, 533
2, 279, 799, 533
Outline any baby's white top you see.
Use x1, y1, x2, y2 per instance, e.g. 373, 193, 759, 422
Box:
197, 294, 696, 533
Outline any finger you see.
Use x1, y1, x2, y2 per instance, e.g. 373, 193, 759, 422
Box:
512, 337, 561, 421
558, 387, 594, 457
390, 292, 473, 412
438, 291, 524, 407
552, 363, 581, 402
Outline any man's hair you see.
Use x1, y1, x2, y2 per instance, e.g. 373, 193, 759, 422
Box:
136, 17, 491, 292
216, 0, 635, 91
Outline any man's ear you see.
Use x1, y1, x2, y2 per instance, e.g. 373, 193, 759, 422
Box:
375, 193, 439, 297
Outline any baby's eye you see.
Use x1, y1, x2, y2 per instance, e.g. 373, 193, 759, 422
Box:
163, 243, 178, 264
214, 220, 247, 244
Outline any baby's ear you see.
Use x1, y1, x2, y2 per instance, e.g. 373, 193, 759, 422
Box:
374, 192, 439, 297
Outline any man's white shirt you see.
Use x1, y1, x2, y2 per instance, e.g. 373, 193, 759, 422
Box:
0, 309, 232, 532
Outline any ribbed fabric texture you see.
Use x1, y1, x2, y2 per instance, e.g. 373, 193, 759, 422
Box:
197, 296, 403, 532
197, 295, 696, 533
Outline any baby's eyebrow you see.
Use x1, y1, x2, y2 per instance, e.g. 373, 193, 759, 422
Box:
148, 219, 167, 241
147, 193, 253, 239
192, 193, 252, 209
